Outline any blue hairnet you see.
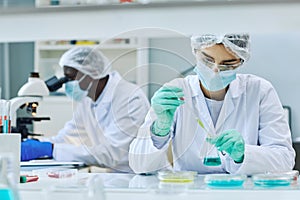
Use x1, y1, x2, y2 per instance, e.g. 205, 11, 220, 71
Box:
59, 46, 111, 79
191, 33, 250, 62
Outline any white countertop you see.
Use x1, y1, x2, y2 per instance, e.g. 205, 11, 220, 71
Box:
18, 172, 300, 200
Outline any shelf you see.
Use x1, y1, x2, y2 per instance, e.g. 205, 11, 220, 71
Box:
1, 1, 300, 42
34, 38, 149, 96
33, 38, 149, 135
38, 44, 139, 50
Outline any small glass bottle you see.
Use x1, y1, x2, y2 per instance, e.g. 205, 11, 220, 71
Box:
46, 174, 105, 200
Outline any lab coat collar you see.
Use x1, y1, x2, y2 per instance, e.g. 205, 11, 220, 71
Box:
215, 74, 247, 132
188, 75, 202, 97
215, 91, 234, 132
227, 74, 247, 99
187, 74, 246, 133
187, 75, 215, 133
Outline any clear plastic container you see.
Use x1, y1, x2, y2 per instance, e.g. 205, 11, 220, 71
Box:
252, 173, 294, 187
157, 171, 197, 183
32, 168, 78, 179
45, 175, 105, 200
0, 154, 20, 200
204, 174, 246, 187
277, 170, 299, 185
47, 169, 78, 179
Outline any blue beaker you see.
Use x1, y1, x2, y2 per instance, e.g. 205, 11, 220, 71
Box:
201, 137, 221, 167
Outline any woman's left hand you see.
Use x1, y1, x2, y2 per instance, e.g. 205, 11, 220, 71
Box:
207, 130, 245, 163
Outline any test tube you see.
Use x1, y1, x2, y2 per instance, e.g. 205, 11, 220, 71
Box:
0, 90, 1, 132
2, 100, 11, 134
0, 99, 5, 133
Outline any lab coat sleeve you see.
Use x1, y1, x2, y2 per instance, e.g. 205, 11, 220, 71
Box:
129, 107, 173, 174
226, 81, 295, 175
41, 102, 87, 144
54, 89, 150, 172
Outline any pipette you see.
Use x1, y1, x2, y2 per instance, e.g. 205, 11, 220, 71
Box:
168, 87, 220, 166
196, 118, 213, 138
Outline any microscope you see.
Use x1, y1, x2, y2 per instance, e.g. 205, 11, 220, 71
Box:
9, 72, 69, 140
9, 72, 49, 140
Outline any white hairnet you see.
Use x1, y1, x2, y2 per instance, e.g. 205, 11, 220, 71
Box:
191, 33, 250, 62
59, 46, 111, 79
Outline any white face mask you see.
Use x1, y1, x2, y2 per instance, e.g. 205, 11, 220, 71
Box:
194, 62, 239, 91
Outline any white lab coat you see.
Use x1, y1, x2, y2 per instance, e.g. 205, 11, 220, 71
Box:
129, 74, 295, 175
45, 71, 150, 172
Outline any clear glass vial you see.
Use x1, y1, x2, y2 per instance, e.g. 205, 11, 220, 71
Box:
0, 154, 19, 200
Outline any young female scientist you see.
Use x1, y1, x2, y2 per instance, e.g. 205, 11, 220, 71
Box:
129, 33, 295, 175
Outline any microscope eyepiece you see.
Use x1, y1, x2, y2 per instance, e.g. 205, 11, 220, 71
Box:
45, 76, 70, 92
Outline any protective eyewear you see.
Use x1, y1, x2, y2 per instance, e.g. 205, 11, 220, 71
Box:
199, 52, 244, 71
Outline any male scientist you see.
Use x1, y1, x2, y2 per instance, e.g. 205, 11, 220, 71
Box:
21, 46, 150, 172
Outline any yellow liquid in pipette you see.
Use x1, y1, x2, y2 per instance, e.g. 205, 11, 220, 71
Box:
196, 118, 221, 166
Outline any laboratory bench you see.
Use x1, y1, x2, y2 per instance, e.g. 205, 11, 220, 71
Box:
18, 172, 300, 200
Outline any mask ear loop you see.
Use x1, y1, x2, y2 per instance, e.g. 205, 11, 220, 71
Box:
78, 74, 86, 83
78, 75, 93, 92
86, 80, 93, 91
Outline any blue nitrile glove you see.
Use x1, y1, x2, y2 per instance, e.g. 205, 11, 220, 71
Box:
207, 130, 245, 163
151, 86, 184, 136
21, 139, 53, 161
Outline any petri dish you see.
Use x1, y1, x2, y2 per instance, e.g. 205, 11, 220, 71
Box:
157, 171, 197, 183
47, 168, 78, 179
32, 168, 78, 179
252, 173, 294, 187
204, 174, 246, 188
278, 170, 299, 184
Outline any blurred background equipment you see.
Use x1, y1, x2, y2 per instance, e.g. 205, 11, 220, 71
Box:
9, 72, 50, 140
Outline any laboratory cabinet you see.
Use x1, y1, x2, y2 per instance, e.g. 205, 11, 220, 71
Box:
33, 38, 149, 137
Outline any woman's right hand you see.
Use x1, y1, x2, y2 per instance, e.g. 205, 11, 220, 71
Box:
151, 86, 184, 136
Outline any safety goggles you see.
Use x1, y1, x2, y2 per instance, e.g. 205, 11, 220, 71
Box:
198, 52, 244, 71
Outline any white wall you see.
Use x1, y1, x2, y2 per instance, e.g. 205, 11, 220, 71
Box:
2, 2, 300, 42
241, 32, 300, 140
2, 1, 300, 138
